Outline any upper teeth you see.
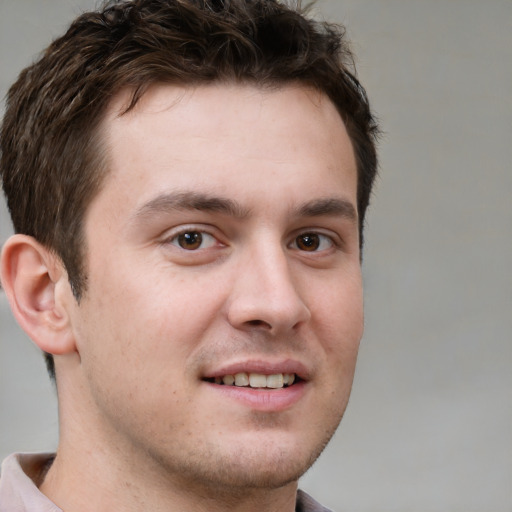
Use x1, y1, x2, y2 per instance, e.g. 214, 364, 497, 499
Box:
214, 373, 296, 389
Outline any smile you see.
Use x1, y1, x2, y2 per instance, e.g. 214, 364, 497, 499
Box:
207, 372, 296, 389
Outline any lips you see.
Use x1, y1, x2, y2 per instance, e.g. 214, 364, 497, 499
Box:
201, 360, 309, 411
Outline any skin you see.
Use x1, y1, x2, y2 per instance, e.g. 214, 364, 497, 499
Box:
2, 83, 363, 512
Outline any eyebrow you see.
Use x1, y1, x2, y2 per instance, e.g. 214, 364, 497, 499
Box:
133, 191, 251, 220
295, 197, 357, 221
133, 191, 357, 222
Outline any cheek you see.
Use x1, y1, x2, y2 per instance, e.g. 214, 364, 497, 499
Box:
311, 269, 364, 343
82, 262, 228, 365
308, 269, 363, 397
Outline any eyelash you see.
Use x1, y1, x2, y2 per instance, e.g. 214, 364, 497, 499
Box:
289, 232, 336, 253
164, 227, 220, 251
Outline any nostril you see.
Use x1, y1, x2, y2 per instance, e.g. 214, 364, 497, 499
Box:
246, 319, 271, 329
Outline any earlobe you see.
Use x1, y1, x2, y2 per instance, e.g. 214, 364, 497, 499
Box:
0, 234, 77, 355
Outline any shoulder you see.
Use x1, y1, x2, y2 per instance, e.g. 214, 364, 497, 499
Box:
296, 489, 334, 512
0, 453, 61, 512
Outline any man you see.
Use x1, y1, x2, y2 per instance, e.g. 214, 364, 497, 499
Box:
0, 0, 378, 510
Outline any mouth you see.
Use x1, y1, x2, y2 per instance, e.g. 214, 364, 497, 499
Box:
204, 372, 297, 389
201, 361, 309, 411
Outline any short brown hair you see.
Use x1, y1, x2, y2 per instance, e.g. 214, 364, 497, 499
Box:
1, 0, 379, 378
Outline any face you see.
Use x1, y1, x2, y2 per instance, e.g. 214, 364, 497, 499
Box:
66, 83, 363, 492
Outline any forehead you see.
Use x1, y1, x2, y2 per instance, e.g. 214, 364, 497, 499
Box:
94, 82, 357, 219
104, 82, 352, 159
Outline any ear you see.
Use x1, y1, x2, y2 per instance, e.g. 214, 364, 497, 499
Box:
1, 234, 76, 355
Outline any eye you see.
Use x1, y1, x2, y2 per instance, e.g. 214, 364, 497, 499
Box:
169, 230, 217, 251
293, 232, 334, 252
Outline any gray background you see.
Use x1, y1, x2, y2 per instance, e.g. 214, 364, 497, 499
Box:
1, 1, 511, 511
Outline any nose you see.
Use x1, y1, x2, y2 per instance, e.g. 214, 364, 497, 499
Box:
226, 243, 311, 335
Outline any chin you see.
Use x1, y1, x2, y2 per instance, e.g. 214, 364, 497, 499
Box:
183, 452, 312, 492
166, 430, 335, 493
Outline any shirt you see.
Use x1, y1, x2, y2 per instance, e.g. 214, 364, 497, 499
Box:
0, 453, 332, 512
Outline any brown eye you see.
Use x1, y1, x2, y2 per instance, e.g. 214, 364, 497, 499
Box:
293, 232, 334, 252
295, 233, 320, 251
169, 230, 217, 251
177, 232, 203, 250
